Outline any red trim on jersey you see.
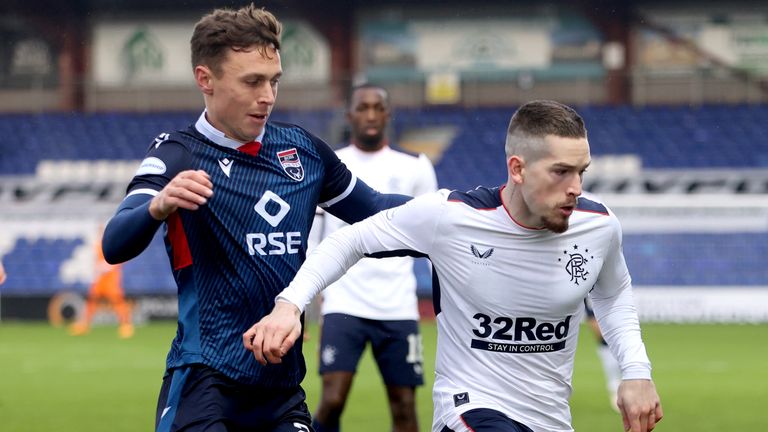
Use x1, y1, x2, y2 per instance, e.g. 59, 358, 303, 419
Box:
166, 212, 193, 270
498, 185, 545, 231
460, 415, 477, 432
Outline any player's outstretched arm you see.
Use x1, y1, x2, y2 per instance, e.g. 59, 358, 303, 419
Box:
617, 379, 663, 432
243, 300, 303, 365
149, 169, 213, 220
242, 216, 390, 365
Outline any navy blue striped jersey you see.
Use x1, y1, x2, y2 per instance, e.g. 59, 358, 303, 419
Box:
110, 116, 408, 388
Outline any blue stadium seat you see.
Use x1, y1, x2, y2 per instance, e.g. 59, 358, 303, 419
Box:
2, 237, 85, 294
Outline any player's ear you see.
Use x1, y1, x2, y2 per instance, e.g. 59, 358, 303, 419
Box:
508, 155, 525, 184
194, 65, 214, 95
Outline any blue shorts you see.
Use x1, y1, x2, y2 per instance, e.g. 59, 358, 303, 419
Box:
318, 313, 424, 387
155, 364, 314, 432
440, 408, 533, 432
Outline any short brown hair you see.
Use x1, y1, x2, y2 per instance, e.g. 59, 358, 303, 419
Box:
190, 3, 282, 75
505, 100, 587, 159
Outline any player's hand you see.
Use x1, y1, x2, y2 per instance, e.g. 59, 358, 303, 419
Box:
617, 379, 663, 432
242, 300, 302, 366
149, 170, 213, 220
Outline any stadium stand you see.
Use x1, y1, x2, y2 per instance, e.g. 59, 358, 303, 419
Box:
624, 232, 768, 286
1, 103, 764, 178
2, 237, 84, 294
1, 104, 766, 301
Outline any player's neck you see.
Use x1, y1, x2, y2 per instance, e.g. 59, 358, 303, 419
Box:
352, 139, 388, 153
502, 183, 540, 230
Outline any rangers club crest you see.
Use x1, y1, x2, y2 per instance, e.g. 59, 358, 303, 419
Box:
558, 244, 592, 285
277, 148, 304, 181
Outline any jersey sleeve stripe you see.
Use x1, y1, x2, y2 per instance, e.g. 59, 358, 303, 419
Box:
166, 212, 193, 270
318, 175, 357, 208
126, 188, 159, 198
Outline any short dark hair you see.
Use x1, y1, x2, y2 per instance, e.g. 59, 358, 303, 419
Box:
348, 83, 389, 110
505, 100, 587, 158
190, 3, 282, 75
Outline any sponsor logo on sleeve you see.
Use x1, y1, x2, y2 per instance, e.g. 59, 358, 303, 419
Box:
135, 157, 167, 176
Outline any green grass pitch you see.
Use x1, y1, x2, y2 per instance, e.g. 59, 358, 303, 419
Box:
0, 321, 766, 431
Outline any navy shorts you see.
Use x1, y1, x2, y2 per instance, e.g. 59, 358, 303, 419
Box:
440, 408, 533, 432
319, 313, 424, 387
155, 364, 314, 432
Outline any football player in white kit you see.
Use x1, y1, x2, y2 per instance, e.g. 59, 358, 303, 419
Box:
310, 84, 437, 432
245, 100, 663, 432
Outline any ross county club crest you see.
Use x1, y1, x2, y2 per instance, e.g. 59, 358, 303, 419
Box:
277, 148, 304, 181
558, 244, 593, 285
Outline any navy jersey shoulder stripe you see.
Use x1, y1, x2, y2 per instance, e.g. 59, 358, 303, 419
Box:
447, 186, 502, 210
576, 196, 609, 215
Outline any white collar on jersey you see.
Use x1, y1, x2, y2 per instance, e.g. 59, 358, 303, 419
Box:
194, 110, 266, 150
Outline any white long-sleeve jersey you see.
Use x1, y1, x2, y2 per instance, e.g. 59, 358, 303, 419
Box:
281, 186, 652, 432
315, 145, 437, 320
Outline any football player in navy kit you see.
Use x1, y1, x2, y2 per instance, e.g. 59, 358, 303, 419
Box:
102, 5, 407, 432
246, 100, 663, 432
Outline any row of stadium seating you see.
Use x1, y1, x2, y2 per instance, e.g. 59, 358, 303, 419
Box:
0, 110, 335, 176
1, 104, 765, 184
2, 232, 765, 296
1, 104, 765, 297
1, 235, 174, 295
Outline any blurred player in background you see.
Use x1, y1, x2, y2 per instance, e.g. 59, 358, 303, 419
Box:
70, 229, 134, 338
0, 258, 6, 285
246, 100, 663, 432
311, 84, 437, 432
101, 4, 409, 432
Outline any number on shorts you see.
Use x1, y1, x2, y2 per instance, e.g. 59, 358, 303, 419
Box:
406, 333, 423, 364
